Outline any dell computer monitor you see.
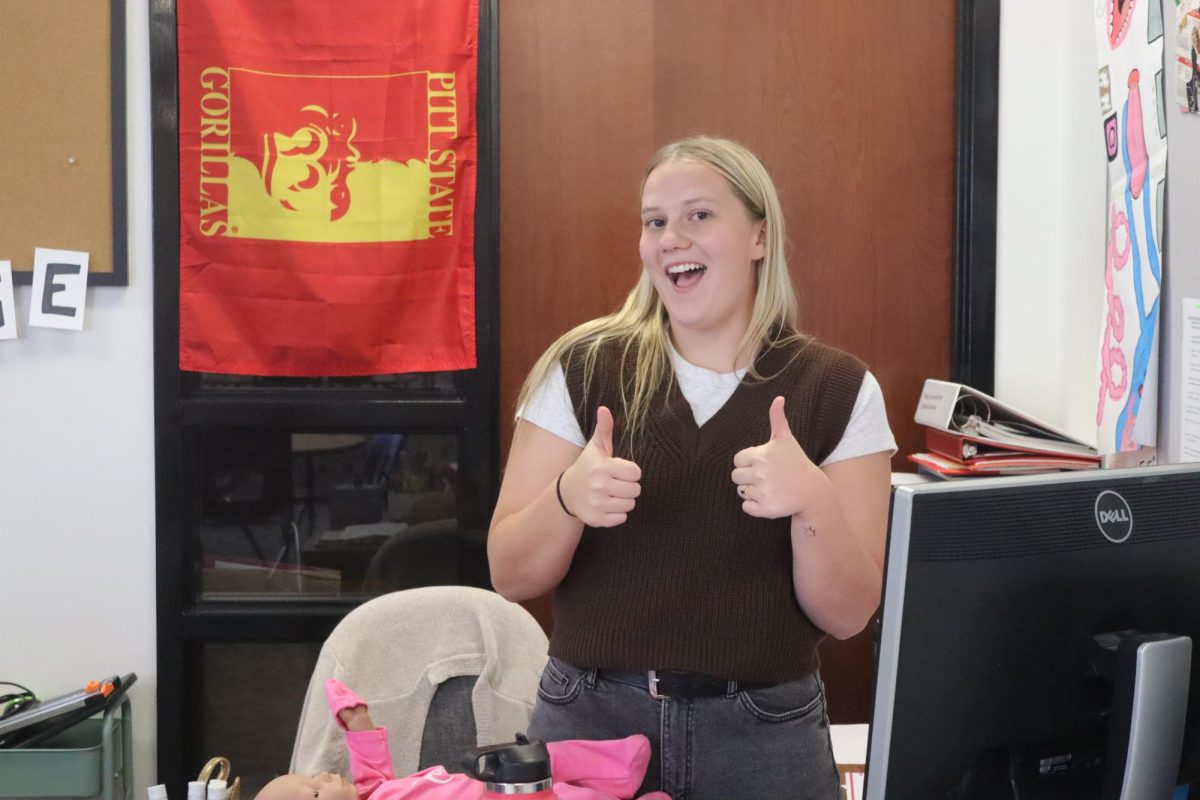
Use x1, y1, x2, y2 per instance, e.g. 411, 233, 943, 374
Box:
867, 464, 1200, 799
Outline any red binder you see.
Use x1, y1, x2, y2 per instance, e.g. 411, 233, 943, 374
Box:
924, 427, 1101, 466
908, 451, 1099, 478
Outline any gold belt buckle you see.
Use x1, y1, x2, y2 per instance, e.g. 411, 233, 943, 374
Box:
647, 669, 668, 700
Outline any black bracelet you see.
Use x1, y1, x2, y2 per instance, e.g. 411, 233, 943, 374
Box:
555, 471, 576, 517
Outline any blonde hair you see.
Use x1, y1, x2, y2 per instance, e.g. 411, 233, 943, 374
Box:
516, 135, 806, 449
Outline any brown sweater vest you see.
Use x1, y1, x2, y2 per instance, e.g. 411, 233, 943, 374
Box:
551, 336, 866, 683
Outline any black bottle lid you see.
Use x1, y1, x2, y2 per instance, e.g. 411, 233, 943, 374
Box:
463, 733, 552, 785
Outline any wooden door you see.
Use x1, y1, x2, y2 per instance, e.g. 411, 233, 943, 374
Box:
498, 1, 957, 722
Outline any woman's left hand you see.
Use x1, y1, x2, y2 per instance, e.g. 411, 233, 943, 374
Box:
731, 396, 820, 519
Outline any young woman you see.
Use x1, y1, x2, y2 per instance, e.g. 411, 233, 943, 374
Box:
488, 136, 895, 799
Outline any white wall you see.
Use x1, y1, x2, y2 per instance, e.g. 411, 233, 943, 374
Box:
994, 0, 1107, 447
0, 0, 157, 792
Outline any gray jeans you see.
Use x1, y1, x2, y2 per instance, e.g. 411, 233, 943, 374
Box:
527, 657, 840, 800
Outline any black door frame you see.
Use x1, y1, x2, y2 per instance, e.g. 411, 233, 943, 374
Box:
148, 1, 501, 791
953, 0, 1000, 392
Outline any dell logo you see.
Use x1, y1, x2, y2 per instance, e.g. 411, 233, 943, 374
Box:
1094, 490, 1133, 543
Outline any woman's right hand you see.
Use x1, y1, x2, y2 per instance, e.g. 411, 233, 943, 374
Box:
558, 406, 642, 527
489, 406, 639, 599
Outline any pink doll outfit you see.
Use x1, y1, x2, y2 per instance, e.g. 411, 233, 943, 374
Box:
325, 679, 670, 800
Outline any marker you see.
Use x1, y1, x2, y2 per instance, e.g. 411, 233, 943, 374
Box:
206, 779, 227, 800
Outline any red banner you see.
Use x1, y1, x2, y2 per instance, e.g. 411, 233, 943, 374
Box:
177, 0, 478, 376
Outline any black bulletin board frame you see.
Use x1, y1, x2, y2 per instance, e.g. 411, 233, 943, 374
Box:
8, 0, 128, 287
103, 0, 130, 287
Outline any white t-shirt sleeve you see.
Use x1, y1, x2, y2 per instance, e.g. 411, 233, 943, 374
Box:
515, 363, 587, 448
821, 371, 898, 466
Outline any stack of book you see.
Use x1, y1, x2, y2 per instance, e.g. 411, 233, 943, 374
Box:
908, 379, 1101, 479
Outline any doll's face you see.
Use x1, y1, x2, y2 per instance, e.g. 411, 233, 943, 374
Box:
256, 772, 358, 800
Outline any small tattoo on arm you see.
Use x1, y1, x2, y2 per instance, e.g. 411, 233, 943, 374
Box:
803, 525, 817, 537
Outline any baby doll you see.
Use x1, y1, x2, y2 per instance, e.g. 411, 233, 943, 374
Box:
255, 679, 668, 800
254, 680, 375, 800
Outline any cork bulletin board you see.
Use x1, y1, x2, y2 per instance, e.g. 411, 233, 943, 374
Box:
0, 0, 127, 286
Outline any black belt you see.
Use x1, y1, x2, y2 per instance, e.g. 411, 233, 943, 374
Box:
596, 669, 775, 699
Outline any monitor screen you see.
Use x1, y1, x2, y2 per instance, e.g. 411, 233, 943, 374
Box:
867, 464, 1200, 799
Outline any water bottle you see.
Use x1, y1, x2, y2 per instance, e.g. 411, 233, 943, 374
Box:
462, 734, 555, 798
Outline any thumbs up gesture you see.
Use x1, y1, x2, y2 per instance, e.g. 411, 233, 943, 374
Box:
559, 406, 642, 527
731, 396, 818, 519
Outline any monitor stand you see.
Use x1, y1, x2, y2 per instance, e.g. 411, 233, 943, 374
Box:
1092, 631, 1191, 800
946, 631, 1191, 800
